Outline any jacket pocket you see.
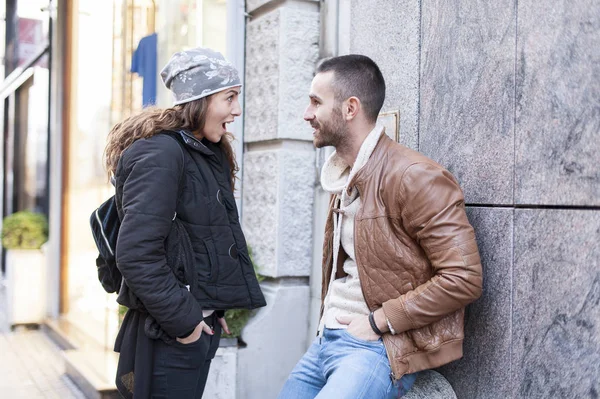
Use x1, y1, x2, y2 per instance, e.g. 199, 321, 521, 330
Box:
203, 238, 219, 283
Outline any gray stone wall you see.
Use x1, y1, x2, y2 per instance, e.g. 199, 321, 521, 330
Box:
350, 0, 600, 398
240, 1, 319, 398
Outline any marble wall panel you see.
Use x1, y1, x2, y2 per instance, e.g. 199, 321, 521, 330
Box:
515, 0, 600, 205
438, 207, 513, 399
512, 209, 600, 398
420, 0, 516, 204
350, 0, 420, 150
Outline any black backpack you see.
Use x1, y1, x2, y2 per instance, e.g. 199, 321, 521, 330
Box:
89, 133, 189, 295
90, 196, 122, 293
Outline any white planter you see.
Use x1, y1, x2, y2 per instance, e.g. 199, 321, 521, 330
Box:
5, 249, 47, 326
203, 341, 238, 398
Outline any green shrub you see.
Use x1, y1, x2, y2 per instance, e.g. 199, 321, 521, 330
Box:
1, 211, 48, 250
247, 245, 265, 283
118, 304, 128, 327
223, 308, 253, 338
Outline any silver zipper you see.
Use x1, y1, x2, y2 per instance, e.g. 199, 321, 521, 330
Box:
95, 209, 114, 257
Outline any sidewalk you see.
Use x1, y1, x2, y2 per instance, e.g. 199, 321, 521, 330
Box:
0, 279, 88, 398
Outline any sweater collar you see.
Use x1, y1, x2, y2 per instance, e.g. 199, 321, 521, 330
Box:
320, 125, 385, 196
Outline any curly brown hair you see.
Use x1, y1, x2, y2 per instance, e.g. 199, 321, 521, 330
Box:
104, 98, 239, 190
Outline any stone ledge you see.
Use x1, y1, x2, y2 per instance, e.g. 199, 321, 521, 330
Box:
45, 317, 119, 398
405, 370, 457, 399
246, 0, 274, 14
63, 349, 119, 399
246, 0, 319, 14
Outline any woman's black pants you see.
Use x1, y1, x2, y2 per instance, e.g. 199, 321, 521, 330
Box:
150, 313, 222, 398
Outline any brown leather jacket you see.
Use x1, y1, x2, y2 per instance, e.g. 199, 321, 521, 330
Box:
321, 134, 483, 380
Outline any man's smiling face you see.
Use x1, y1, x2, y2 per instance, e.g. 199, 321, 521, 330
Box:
304, 71, 348, 148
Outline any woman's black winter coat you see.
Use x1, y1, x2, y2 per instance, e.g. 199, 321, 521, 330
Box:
114, 130, 266, 339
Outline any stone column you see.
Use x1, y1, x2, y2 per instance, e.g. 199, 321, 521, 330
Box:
238, 1, 320, 398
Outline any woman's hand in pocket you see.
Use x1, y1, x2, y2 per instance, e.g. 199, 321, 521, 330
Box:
176, 321, 213, 345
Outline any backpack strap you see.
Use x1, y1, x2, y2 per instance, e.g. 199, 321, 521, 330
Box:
163, 133, 187, 219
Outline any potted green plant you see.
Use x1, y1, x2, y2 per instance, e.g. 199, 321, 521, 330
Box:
1, 211, 49, 326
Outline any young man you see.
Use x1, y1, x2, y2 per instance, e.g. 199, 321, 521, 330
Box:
278, 55, 483, 399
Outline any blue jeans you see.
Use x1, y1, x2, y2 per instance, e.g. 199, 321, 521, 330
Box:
278, 328, 418, 399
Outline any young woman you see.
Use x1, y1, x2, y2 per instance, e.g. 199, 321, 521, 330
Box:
104, 47, 266, 398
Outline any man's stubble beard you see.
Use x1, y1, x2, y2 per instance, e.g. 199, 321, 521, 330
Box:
314, 107, 348, 149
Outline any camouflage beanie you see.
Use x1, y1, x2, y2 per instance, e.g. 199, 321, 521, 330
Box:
160, 47, 241, 106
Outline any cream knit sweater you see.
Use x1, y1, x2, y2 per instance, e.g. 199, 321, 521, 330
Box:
318, 125, 384, 332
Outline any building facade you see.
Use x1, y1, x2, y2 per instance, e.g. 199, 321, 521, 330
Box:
242, 0, 600, 398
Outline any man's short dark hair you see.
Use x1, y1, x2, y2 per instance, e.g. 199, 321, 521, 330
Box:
316, 54, 386, 123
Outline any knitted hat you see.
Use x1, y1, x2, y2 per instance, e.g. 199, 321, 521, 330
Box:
160, 47, 241, 106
